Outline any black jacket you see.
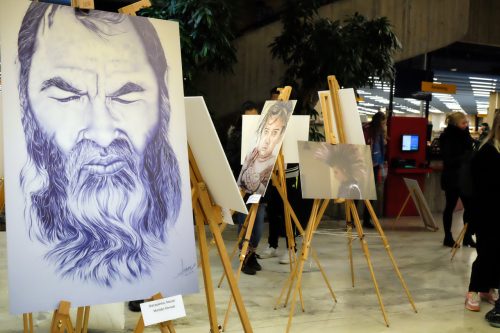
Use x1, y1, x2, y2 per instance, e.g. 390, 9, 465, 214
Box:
439, 125, 473, 191
471, 142, 500, 234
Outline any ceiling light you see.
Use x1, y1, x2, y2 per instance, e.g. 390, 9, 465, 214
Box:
469, 76, 497, 82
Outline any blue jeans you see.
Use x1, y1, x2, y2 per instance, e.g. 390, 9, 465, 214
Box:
236, 204, 265, 249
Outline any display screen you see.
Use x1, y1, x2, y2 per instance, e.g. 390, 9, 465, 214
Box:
402, 134, 419, 152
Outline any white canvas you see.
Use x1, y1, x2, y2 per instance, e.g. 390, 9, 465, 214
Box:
338, 88, 366, 145
185, 97, 247, 215
298, 141, 376, 200
283, 116, 310, 164
241, 114, 307, 165
237, 100, 296, 195
1, 1, 198, 314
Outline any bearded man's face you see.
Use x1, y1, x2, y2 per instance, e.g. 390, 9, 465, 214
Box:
19, 8, 181, 287
28, 10, 159, 156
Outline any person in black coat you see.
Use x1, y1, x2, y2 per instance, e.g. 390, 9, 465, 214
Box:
439, 111, 475, 247
465, 111, 500, 319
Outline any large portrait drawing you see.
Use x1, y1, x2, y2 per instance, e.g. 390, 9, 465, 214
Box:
237, 100, 295, 196
0, 0, 198, 313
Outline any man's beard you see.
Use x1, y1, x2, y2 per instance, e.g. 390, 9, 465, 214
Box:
21, 134, 181, 287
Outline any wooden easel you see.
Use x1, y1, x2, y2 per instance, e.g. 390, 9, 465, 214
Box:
118, 0, 151, 15
277, 75, 417, 332
220, 86, 300, 331
189, 147, 253, 333
221, 87, 337, 331
450, 223, 468, 261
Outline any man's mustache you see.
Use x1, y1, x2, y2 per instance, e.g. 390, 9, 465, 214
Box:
67, 139, 138, 181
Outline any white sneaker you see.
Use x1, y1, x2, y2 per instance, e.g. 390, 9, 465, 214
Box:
279, 251, 296, 264
258, 246, 278, 259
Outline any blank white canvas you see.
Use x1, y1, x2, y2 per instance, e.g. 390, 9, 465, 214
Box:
241, 114, 308, 164
185, 97, 247, 215
338, 88, 366, 145
283, 116, 310, 164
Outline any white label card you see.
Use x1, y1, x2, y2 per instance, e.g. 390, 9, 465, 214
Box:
140, 295, 186, 326
246, 194, 262, 204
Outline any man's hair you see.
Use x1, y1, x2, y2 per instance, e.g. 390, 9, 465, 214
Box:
240, 101, 259, 115
324, 144, 366, 183
17, 3, 182, 286
257, 101, 292, 136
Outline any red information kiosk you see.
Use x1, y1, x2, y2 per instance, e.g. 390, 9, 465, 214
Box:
384, 116, 432, 217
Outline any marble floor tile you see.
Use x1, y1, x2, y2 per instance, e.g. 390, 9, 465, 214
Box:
0, 211, 497, 332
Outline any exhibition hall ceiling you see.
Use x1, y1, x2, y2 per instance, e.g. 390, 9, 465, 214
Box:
357, 70, 498, 116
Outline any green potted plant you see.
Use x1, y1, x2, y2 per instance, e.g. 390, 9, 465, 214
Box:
270, 1, 401, 139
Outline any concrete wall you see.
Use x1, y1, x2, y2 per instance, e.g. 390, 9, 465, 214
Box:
462, 0, 500, 46
197, 0, 471, 120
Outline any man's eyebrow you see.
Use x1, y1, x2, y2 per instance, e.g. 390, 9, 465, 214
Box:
40, 77, 83, 95
109, 82, 145, 97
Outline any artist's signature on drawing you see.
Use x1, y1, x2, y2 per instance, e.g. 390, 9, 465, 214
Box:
176, 260, 196, 278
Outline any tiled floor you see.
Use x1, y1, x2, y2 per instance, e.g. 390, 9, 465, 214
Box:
1, 211, 498, 332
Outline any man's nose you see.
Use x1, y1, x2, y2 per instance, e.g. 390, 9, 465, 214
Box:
264, 133, 271, 143
84, 97, 117, 147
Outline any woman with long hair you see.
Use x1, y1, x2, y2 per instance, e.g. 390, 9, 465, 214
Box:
464, 111, 500, 322
439, 111, 475, 247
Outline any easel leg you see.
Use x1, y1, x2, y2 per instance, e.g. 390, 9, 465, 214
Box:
365, 200, 418, 313
159, 320, 176, 333
23, 313, 33, 333
75, 306, 90, 333
217, 213, 250, 288
274, 257, 299, 309
209, 211, 253, 333
133, 316, 145, 333
194, 204, 220, 332
395, 193, 411, 223
346, 201, 355, 287
451, 223, 468, 261
222, 204, 257, 331
311, 247, 337, 302
202, 223, 228, 268
348, 201, 389, 327
285, 200, 321, 333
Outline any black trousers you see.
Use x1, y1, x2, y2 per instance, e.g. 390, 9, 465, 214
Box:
442, 189, 473, 238
267, 177, 312, 249
468, 232, 500, 293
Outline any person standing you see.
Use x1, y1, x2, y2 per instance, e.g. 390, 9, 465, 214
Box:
465, 111, 500, 317
439, 111, 476, 247
226, 101, 265, 275
362, 112, 387, 228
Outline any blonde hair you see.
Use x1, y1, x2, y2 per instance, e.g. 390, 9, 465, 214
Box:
445, 111, 467, 127
480, 110, 500, 152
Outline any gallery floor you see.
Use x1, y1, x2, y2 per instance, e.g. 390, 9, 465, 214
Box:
0, 211, 498, 333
